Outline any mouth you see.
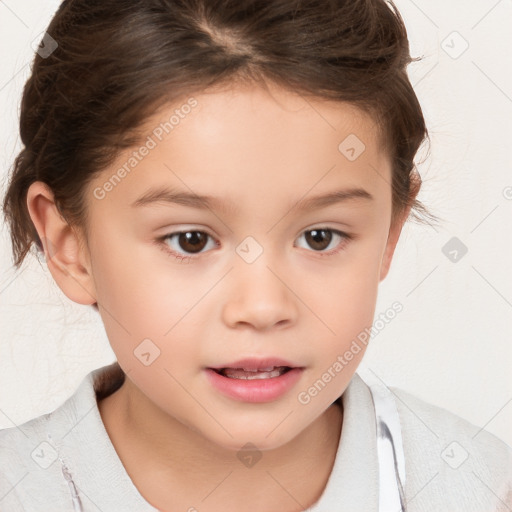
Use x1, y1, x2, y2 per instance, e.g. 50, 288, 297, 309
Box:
204, 358, 304, 402
207, 357, 302, 379
210, 366, 293, 380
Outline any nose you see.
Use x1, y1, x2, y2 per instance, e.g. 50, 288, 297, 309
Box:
221, 258, 298, 331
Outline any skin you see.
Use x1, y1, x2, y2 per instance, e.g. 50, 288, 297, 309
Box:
26, 81, 419, 511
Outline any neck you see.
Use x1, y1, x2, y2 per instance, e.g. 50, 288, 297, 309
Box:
98, 375, 343, 512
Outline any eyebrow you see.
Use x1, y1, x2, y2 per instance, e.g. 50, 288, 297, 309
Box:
131, 185, 373, 213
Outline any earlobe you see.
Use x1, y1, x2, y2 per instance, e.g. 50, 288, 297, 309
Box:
26, 181, 97, 306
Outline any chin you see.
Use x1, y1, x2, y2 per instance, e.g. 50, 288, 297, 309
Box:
208, 426, 300, 454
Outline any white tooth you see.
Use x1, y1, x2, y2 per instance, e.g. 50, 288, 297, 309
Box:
241, 366, 275, 372
226, 368, 285, 379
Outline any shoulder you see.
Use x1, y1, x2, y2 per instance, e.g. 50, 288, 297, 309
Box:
0, 364, 122, 510
389, 385, 512, 512
0, 403, 70, 509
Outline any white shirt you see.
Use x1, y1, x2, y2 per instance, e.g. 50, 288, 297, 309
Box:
1, 362, 511, 511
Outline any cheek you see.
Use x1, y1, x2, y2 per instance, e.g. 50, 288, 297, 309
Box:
308, 242, 382, 328
306, 241, 382, 371
87, 235, 163, 339
89, 232, 208, 371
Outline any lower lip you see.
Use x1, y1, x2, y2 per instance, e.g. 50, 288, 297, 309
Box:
204, 367, 304, 403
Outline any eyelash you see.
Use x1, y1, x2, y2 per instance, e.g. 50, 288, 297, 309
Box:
155, 227, 353, 264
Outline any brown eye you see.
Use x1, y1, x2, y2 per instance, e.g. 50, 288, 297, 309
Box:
161, 230, 217, 260
176, 231, 209, 253
304, 229, 333, 251
296, 227, 351, 255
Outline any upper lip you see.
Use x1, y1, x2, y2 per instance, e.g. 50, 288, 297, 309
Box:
208, 357, 302, 371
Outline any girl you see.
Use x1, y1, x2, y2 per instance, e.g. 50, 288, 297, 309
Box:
1, 0, 511, 511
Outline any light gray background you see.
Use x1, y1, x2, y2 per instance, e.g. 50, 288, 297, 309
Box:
1, 0, 511, 448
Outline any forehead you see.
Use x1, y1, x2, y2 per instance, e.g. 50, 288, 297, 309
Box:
88, 83, 391, 215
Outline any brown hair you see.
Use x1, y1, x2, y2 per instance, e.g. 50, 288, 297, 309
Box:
2, 0, 438, 272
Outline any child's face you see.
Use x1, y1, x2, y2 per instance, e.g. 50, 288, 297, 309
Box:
79, 83, 407, 450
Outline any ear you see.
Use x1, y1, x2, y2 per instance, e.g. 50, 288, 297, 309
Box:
379, 171, 421, 282
26, 181, 97, 306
